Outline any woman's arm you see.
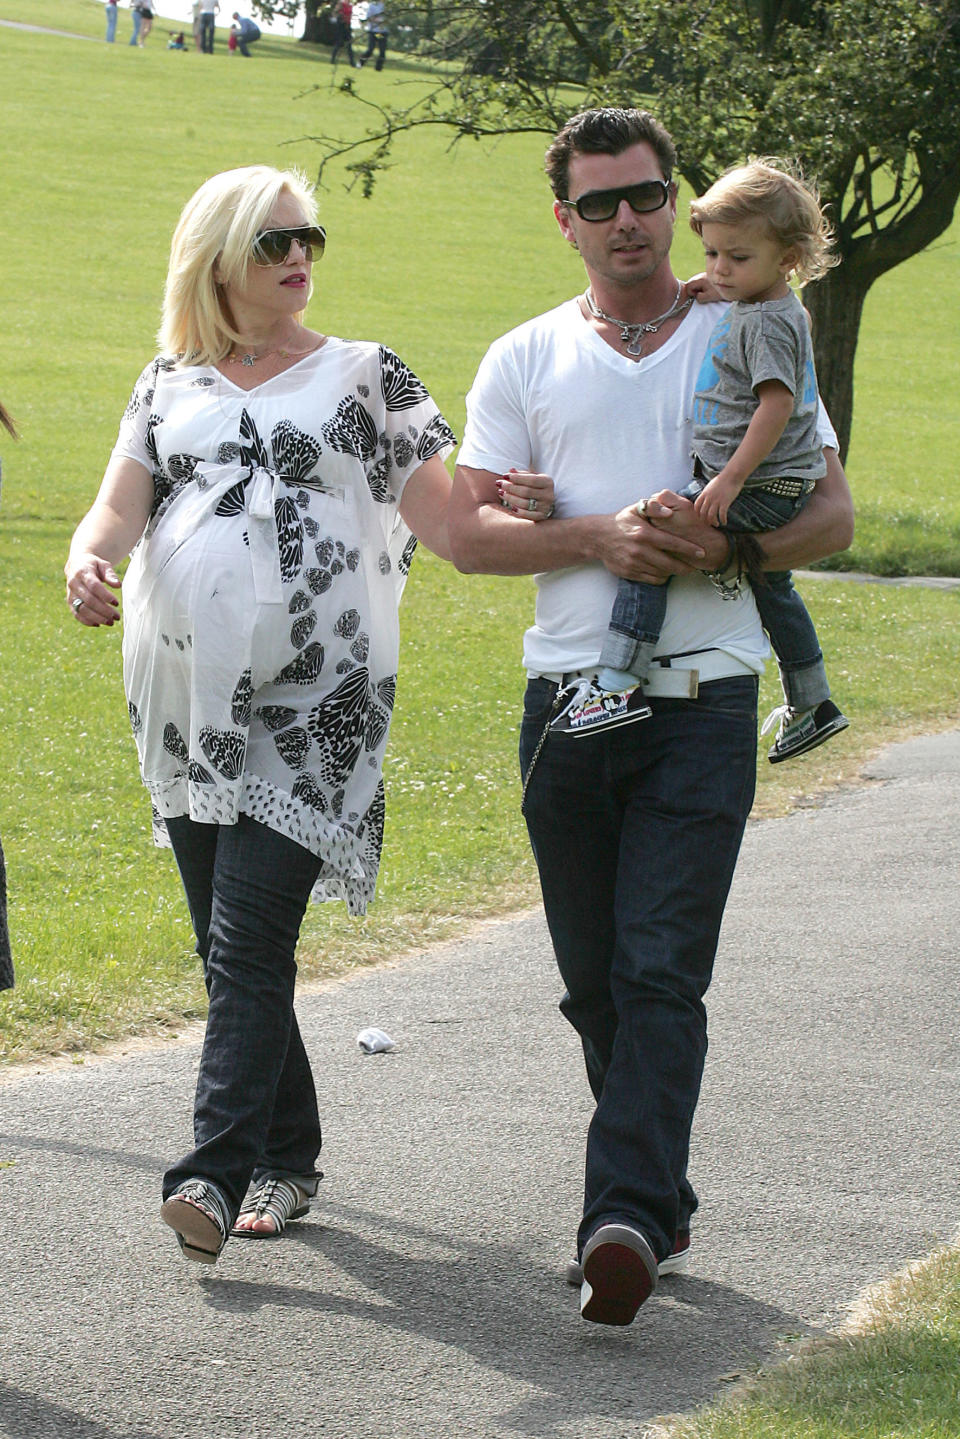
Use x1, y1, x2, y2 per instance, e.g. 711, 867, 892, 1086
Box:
397, 455, 453, 561
448, 463, 725, 580
65, 456, 154, 626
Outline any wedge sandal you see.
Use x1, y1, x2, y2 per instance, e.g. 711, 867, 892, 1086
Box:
231, 1177, 311, 1239
160, 1178, 230, 1264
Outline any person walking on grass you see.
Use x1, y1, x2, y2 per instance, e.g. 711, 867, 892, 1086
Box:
198, 0, 219, 52
105, 0, 118, 43
449, 107, 853, 1327
65, 165, 551, 1266
555, 158, 849, 764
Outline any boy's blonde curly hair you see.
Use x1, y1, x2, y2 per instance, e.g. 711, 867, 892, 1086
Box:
689, 158, 839, 285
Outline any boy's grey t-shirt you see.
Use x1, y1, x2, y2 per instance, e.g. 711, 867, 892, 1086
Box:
691, 291, 826, 485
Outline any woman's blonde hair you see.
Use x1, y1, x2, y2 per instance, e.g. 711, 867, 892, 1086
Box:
689, 158, 838, 285
158, 165, 320, 366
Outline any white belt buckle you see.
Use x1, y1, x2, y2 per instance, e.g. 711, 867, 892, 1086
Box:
646, 666, 699, 699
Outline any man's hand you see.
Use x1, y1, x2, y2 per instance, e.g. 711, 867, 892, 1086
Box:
641, 490, 734, 571
592, 496, 709, 584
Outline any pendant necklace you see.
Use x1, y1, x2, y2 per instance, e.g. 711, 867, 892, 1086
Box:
583, 281, 692, 356
225, 336, 323, 368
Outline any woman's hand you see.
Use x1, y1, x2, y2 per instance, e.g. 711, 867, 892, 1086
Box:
496, 468, 556, 522
65, 553, 123, 627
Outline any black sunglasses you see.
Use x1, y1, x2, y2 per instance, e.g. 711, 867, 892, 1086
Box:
251, 225, 327, 266
561, 180, 673, 223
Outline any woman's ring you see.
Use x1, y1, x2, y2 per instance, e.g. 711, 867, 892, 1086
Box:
71, 597, 83, 612
527, 497, 538, 513
634, 497, 649, 518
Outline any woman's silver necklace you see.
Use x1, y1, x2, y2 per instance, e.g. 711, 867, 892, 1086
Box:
226, 337, 322, 368
583, 281, 692, 356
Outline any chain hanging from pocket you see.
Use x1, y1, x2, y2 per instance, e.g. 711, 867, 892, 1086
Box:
520, 687, 568, 815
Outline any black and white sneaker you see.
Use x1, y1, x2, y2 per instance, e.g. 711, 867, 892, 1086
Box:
762, 699, 849, 764
551, 679, 652, 738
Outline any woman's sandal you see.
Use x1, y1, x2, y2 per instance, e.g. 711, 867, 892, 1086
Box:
160, 1178, 230, 1264
230, 1177, 311, 1239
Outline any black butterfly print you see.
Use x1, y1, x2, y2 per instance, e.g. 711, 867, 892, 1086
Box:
128, 702, 142, 735
304, 568, 333, 596
168, 454, 200, 487
162, 722, 190, 764
392, 433, 414, 469
274, 641, 325, 687
239, 407, 270, 472
416, 413, 457, 462
306, 667, 369, 786
364, 699, 390, 752
199, 726, 246, 781
322, 396, 378, 462
275, 495, 305, 581
275, 727, 311, 770
291, 611, 317, 650
231, 670, 253, 727
334, 608, 361, 640
272, 419, 322, 486
398, 533, 418, 577
378, 676, 396, 711
350, 633, 370, 664
366, 455, 392, 504
188, 760, 216, 785
289, 590, 311, 614
215, 481, 247, 518
256, 705, 298, 733
379, 347, 430, 411
378, 551, 392, 576
291, 772, 328, 813
218, 441, 242, 464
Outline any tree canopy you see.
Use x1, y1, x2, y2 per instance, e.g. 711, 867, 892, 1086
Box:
308, 0, 960, 458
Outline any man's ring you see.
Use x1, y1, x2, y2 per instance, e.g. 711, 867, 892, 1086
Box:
527, 497, 538, 513
71, 597, 83, 612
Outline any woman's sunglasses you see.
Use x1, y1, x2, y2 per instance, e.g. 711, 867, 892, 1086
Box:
561, 180, 673, 223
251, 225, 327, 266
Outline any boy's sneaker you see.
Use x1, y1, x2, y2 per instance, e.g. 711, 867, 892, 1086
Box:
551, 679, 652, 738
762, 699, 849, 764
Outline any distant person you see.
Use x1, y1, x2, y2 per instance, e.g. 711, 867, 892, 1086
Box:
231, 12, 261, 55
0, 401, 16, 994
168, 30, 187, 48
359, 0, 387, 69
105, 0, 118, 43
135, 0, 155, 44
128, 0, 142, 45
192, 0, 202, 49
198, 0, 219, 53
556, 159, 849, 763
330, 0, 356, 66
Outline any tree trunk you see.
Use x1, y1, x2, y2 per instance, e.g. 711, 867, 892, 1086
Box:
803, 266, 870, 466
301, 0, 331, 44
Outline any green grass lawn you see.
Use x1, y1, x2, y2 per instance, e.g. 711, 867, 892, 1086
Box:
0, 0, 957, 1072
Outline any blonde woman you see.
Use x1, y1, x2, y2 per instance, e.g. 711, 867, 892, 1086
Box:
66, 165, 552, 1264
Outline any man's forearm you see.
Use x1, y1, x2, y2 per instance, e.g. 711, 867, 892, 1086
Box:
759, 448, 854, 571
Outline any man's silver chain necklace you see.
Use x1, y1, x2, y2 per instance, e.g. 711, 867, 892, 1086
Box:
583, 281, 692, 356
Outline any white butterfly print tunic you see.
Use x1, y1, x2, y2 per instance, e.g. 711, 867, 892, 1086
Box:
113, 340, 455, 915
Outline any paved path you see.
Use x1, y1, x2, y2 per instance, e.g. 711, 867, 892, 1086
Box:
1, 730, 958, 1437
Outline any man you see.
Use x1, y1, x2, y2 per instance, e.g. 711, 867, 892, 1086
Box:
449, 108, 853, 1327
198, 0, 219, 53
231, 10, 261, 54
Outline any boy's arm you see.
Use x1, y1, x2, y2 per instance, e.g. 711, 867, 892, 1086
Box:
694, 379, 794, 525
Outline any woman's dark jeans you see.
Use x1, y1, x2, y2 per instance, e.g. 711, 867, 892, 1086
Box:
520, 675, 758, 1260
162, 814, 323, 1220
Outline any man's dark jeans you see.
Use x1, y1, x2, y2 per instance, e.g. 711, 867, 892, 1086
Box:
162, 814, 323, 1220
520, 674, 758, 1260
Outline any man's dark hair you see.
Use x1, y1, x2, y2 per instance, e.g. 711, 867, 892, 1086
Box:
544, 108, 677, 199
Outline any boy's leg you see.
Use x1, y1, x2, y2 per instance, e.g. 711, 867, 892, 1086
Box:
753, 572, 831, 711
597, 577, 669, 682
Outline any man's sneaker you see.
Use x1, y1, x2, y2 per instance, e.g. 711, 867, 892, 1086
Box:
762, 698, 849, 764
551, 679, 652, 738
579, 1222, 658, 1326
565, 1227, 690, 1287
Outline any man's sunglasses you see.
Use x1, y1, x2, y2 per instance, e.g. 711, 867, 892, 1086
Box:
561, 179, 673, 223
251, 225, 327, 266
